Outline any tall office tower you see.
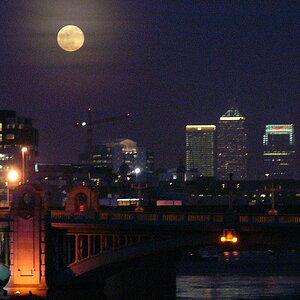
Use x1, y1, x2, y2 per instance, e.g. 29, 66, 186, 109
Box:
0, 110, 38, 203
217, 107, 248, 180
263, 124, 296, 179
186, 125, 216, 177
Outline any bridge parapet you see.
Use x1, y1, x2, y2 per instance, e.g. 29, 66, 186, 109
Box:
239, 215, 300, 226
50, 210, 300, 229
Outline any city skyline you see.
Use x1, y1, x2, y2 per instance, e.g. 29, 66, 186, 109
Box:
0, 1, 299, 176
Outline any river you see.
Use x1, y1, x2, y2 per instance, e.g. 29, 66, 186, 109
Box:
176, 250, 300, 299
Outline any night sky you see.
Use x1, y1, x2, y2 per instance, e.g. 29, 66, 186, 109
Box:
1, 1, 299, 178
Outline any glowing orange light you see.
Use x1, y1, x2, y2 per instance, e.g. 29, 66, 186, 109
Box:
220, 229, 238, 243
8, 170, 19, 182
21, 146, 28, 153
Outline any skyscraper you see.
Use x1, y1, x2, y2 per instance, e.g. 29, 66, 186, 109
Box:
186, 125, 216, 177
263, 124, 296, 179
217, 107, 248, 180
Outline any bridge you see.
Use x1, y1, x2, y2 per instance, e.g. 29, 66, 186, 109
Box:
0, 184, 299, 299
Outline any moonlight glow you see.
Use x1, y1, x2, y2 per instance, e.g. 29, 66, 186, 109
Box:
57, 25, 85, 52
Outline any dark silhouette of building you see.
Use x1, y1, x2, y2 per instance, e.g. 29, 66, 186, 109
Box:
0, 110, 38, 203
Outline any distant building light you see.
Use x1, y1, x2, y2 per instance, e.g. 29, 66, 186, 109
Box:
117, 198, 139, 202
220, 117, 245, 121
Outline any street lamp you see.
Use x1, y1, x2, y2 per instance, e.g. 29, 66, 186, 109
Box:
134, 168, 141, 176
7, 169, 20, 207
268, 183, 279, 215
21, 147, 28, 184
133, 168, 145, 212
8, 170, 19, 183
264, 174, 279, 215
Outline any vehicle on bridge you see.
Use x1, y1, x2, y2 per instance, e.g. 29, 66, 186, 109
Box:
220, 229, 238, 243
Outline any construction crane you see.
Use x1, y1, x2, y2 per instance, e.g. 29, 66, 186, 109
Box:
75, 108, 131, 163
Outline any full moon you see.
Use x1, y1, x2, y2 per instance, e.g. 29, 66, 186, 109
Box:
57, 25, 84, 52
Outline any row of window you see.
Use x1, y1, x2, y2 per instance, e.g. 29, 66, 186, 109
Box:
0, 123, 25, 131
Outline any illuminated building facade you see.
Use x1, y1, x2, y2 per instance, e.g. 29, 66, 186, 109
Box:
79, 139, 154, 175
0, 110, 38, 204
217, 107, 248, 180
263, 124, 296, 179
186, 125, 216, 177
105, 139, 154, 174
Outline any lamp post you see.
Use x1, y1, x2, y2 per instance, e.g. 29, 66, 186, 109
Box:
267, 183, 279, 215
134, 168, 141, 207
7, 169, 20, 207
265, 174, 279, 215
21, 147, 28, 184
133, 168, 145, 212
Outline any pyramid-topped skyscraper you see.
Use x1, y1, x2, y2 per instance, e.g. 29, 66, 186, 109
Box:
217, 107, 248, 180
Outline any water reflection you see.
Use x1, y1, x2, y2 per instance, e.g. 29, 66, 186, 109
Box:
177, 275, 300, 299
177, 251, 300, 299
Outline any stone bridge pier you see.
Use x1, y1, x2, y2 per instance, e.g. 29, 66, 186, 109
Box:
6, 184, 47, 297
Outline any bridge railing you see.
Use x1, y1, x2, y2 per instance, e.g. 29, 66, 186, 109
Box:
50, 210, 300, 227
239, 215, 300, 225
50, 210, 226, 225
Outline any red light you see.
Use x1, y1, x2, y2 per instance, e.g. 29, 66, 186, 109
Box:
272, 126, 287, 130
88, 107, 92, 111
126, 113, 131, 117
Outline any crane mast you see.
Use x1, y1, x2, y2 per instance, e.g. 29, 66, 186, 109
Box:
87, 107, 93, 156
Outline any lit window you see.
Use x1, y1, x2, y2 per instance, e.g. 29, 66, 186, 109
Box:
6, 134, 15, 140
6, 124, 15, 129
0, 123, 2, 132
